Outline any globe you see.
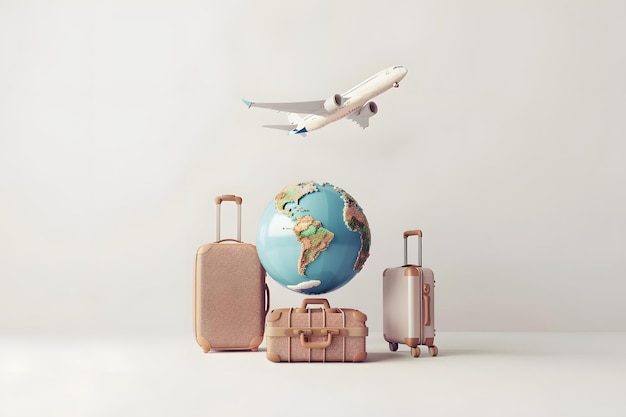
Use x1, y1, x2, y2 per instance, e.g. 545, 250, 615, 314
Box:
256, 181, 371, 295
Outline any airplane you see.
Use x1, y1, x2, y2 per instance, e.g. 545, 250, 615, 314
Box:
241, 65, 408, 135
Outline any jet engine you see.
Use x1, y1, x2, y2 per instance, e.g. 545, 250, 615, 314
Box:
323, 94, 344, 112
359, 101, 378, 118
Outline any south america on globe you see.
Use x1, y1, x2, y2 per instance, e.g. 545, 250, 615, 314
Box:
256, 181, 371, 295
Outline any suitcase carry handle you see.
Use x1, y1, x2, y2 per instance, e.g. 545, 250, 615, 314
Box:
299, 331, 337, 349
423, 284, 431, 326
299, 298, 332, 310
215, 194, 242, 242
215, 238, 240, 244
403, 229, 422, 267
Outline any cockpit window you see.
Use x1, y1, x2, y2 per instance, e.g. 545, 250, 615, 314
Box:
392, 65, 404, 70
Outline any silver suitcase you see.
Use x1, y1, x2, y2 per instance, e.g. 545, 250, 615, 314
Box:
383, 229, 438, 357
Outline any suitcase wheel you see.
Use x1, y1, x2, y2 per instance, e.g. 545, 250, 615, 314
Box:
429, 345, 439, 357
411, 347, 421, 358
389, 342, 399, 352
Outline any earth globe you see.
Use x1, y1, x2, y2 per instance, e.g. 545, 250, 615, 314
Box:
256, 181, 371, 295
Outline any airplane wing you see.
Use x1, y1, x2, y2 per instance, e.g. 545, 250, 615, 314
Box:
242, 99, 327, 115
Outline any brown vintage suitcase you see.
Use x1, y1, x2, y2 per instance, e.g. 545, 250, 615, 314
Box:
265, 298, 368, 362
193, 195, 269, 352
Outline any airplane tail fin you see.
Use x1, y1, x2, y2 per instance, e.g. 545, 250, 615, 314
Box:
285, 113, 308, 135
287, 113, 305, 125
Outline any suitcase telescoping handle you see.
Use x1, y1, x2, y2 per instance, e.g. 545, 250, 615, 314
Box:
403, 229, 422, 267
215, 194, 242, 242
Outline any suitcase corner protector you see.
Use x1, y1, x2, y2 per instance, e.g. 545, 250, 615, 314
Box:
197, 336, 211, 353
249, 335, 264, 350
266, 351, 281, 363
266, 309, 282, 323
404, 266, 420, 276
351, 310, 368, 323
195, 244, 212, 256
404, 337, 420, 347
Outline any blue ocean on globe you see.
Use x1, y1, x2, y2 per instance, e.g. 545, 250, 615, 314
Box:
256, 181, 371, 295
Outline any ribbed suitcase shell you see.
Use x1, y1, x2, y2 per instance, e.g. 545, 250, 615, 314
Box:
265, 298, 368, 362
383, 230, 438, 357
193, 195, 269, 352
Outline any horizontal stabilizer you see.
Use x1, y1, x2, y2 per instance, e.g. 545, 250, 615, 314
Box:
262, 124, 296, 131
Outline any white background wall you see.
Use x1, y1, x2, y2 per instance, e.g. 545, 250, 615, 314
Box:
1, 0, 625, 335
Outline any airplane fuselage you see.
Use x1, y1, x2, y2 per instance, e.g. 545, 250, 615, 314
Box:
243, 65, 408, 135
295, 66, 407, 133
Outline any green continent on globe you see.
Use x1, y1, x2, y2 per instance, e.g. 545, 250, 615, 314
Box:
274, 181, 318, 219
292, 215, 334, 275
336, 188, 371, 271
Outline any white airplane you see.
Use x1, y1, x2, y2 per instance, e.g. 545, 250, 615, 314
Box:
242, 65, 408, 135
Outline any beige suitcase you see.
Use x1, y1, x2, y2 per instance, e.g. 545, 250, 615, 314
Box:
265, 298, 368, 362
193, 195, 269, 352
383, 229, 438, 357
